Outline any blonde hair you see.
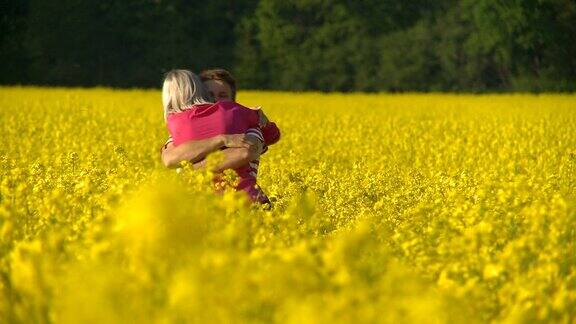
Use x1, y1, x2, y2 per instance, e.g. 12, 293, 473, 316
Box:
162, 69, 210, 121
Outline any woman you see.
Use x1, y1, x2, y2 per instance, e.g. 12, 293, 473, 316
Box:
161, 69, 280, 169
162, 69, 279, 203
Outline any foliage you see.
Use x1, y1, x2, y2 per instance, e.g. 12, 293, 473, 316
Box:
0, 87, 576, 322
1, 0, 576, 91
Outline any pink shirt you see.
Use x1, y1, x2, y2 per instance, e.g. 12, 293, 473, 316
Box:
166, 101, 272, 203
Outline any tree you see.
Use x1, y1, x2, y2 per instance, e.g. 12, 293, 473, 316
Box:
0, 0, 30, 83
466, 0, 576, 91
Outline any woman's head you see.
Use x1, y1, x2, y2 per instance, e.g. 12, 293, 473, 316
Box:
200, 69, 237, 102
162, 69, 210, 120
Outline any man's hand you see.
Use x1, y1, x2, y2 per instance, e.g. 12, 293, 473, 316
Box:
187, 134, 263, 173
221, 134, 256, 148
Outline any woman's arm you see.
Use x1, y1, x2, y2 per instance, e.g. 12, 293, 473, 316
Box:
161, 134, 256, 168
252, 107, 281, 146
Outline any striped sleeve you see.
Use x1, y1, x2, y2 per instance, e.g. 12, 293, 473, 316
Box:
246, 128, 268, 154
246, 128, 264, 143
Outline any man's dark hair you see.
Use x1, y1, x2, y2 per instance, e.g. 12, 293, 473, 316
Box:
200, 68, 237, 101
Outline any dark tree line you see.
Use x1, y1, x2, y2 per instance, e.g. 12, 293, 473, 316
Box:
1, 0, 575, 91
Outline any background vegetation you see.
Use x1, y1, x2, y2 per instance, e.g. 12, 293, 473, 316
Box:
1, 0, 575, 91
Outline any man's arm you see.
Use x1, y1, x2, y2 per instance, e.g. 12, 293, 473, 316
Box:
161, 134, 255, 168
212, 138, 263, 173
190, 134, 263, 173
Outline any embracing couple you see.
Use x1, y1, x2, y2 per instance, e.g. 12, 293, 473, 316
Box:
160, 69, 280, 205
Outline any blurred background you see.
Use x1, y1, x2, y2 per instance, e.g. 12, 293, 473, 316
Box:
1, 0, 575, 92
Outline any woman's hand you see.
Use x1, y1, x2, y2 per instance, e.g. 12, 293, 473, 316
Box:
257, 109, 270, 127
247, 106, 270, 127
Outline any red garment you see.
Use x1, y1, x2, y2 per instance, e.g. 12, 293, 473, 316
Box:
261, 121, 281, 145
167, 101, 275, 203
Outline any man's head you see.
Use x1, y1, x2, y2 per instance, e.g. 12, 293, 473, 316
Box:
200, 69, 237, 102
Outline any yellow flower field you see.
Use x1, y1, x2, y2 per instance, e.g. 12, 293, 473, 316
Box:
0, 87, 575, 323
